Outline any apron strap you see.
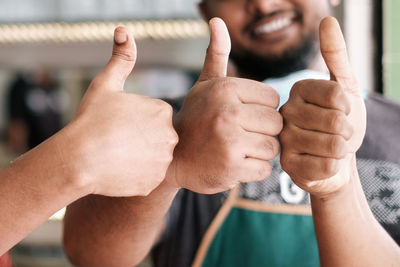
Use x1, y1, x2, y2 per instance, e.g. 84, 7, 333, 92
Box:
192, 186, 239, 267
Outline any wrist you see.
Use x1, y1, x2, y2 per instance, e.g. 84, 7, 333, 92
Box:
4, 125, 94, 206
310, 154, 358, 203
50, 121, 95, 197
164, 157, 182, 191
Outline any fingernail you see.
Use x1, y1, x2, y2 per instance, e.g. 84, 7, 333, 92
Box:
114, 30, 127, 44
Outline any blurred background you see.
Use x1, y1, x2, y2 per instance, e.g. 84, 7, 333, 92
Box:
0, 0, 398, 266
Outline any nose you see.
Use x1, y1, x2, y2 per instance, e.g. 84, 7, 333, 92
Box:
246, 0, 282, 15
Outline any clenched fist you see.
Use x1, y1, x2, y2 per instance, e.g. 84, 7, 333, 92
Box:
279, 17, 366, 197
166, 18, 282, 194
68, 27, 178, 197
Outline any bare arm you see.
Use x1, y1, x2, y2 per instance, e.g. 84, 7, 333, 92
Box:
63, 177, 179, 267
63, 18, 282, 266
280, 17, 400, 267
0, 126, 90, 255
311, 157, 400, 267
0, 26, 177, 256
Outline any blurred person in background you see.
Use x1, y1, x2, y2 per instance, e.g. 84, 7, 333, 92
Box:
6, 68, 67, 154
64, 1, 400, 267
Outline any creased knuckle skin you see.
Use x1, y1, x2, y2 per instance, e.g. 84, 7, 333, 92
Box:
168, 130, 179, 147
112, 48, 136, 62
321, 158, 340, 178
279, 103, 288, 116
290, 81, 303, 98
213, 107, 239, 133
257, 162, 272, 181
264, 138, 280, 159
328, 135, 347, 158
270, 89, 281, 109
158, 101, 174, 119
272, 111, 284, 135
280, 152, 293, 174
278, 129, 293, 148
279, 102, 293, 119
328, 111, 345, 134
325, 83, 343, 107
211, 78, 236, 99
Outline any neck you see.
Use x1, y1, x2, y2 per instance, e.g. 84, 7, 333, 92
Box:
233, 53, 328, 81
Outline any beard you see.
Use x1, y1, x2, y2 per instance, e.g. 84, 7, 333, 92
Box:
229, 34, 318, 81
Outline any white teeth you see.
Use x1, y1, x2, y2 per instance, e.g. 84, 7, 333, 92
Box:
254, 17, 292, 35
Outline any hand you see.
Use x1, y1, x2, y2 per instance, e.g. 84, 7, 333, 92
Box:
67, 27, 178, 197
279, 17, 366, 197
166, 18, 282, 194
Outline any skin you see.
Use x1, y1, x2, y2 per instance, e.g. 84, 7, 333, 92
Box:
0, 26, 178, 255
280, 17, 400, 266
63, 18, 282, 266
199, 0, 338, 80
65, 1, 400, 267
201, 0, 400, 265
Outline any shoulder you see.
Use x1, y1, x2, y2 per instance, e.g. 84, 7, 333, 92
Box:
365, 92, 400, 116
358, 93, 400, 165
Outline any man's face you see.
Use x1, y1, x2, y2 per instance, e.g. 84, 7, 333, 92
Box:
200, 0, 335, 80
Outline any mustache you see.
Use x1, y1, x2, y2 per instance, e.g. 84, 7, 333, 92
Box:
244, 9, 302, 33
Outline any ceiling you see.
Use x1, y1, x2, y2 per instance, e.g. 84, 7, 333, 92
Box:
0, 37, 209, 71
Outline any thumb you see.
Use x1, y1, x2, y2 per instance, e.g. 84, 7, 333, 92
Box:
320, 16, 358, 94
198, 17, 231, 82
99, 26, 137, 90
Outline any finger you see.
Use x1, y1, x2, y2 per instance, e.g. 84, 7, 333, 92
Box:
242, 133, 279, 161
281, 152, 341, 181
240, 159, 272, 183
198, 17, 231, 82
279, 125, 348, 159
235, 79, 280, 108
98, 26, 137, 90
280, 101, 353, 140
239, 104, 283, 135
320, 16, 358, 94
290, 79, 350, 114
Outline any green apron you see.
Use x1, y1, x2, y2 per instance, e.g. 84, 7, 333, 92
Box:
192, 186, 320, 267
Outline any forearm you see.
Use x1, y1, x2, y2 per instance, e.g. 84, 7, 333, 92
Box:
63, 176, 179, 267
0, 127, 91, 255
311, 156, 400, 267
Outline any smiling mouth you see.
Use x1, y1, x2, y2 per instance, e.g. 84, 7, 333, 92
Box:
253, 17, 293, 35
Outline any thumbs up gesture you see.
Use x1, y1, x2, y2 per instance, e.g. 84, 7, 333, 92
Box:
279, 17, 366, 197
68, 27, 178, 197
166, 18, 283, 194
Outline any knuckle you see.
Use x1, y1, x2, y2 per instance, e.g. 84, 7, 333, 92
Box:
278, 128, 292, 147
321, 158, 339, 177
264, 138, 280, 159
213, 107, 239, 130
271, 138, 280, 157
328, 135, 347, 158
262, 86, 280, 108
211, 78, 236, 98
112, 49, 135, 62
326, 83, 343, 106
224, 145, 239, 164
328, 111, 346, 133
169, 130, 179, 146
279, 103, 288, 116
280, 152, 292, 172
279, 102, 297, 120
158, 101, 174, 117
272, 111, 284, 134
257, 162, 272, 180
290, 81, 304, 97
271, 89, 281, 108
